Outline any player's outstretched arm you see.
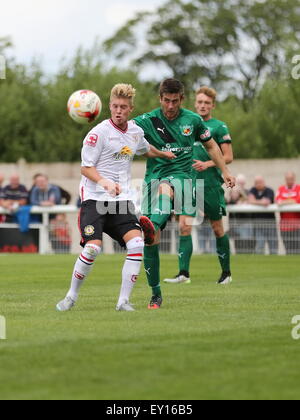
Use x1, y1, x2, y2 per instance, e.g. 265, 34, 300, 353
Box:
81, 167, 121, 197
200, 139, 236, 188
193, 143, 234, 172
144, 145, 177, 160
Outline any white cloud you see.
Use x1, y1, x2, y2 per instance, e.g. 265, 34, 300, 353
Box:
0, 0, 162, 73
105, 1, 157, 26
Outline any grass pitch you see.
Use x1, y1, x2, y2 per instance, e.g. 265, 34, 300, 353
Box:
0, 254, 300, 400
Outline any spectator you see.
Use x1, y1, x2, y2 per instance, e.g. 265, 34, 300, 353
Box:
248, 176, 278, 255
1, 174, 29, 215
0, 173, 5, 223
30, 174, 71, 205
30, 175, 61, 207
226, 174, 255, 254
198, 216, 217, 254
276, 172, 300, 255
50, 214, 72, 254
0, 173, 5, 204
225, 174, 249, 205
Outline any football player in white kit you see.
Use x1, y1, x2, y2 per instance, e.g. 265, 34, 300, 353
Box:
56, 84, 176, 312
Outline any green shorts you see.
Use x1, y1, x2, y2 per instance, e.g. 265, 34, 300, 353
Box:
193, 183, 227, 221
142, 175, 195, 225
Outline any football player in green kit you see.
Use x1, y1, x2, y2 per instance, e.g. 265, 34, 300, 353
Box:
135, 79, 235, 309
164, 86, 234, 286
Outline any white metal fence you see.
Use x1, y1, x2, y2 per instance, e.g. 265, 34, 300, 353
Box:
0, 204, 300, 255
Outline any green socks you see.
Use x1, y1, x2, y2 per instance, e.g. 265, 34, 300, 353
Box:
216, 235, 231, 273
151, 194, 173, 231
144, 245, 162, 297
179, 235, 193, 274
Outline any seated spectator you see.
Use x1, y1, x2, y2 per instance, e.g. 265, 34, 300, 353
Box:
0, 173, 5, 222
50, 214, 72, 254
30, 174, 61, 207
225, 174, 249, 205
30, 174, 71, 205
276, 172, 300, 255
0, 173, 5, 203
248, 176, 278, 255
226, 174, 255, 254
1, 174, 29, 215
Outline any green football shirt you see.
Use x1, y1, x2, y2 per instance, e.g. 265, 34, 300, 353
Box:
193, 118, 232, 187
134, 108, 212, 181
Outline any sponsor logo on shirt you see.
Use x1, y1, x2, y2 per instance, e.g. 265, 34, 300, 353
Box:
223, 134, 232, 141
200, 129, 211, 140
85, 133, 98, 148
162, 146, 192, 153
113, 146, 134, 161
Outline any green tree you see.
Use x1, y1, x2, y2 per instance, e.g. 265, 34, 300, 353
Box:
0, 44, 158, 163
104, 0, 300, 109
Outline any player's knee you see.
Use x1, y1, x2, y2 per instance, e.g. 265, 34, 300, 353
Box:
84, 243, 102, 260
179, 219, 193, 236
211, 222, 224, 238
180, 224, 192, 236
159, 182, 174, 199
126, 237, 145, 254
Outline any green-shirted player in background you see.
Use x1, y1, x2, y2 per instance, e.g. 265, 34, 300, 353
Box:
135, 79, 235, 309
164, 86, 234, 286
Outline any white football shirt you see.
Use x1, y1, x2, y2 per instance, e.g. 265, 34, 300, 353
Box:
80, 119, 150, 202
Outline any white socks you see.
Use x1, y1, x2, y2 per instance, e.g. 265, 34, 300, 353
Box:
117, 237, 145, 307
66, 237, 144, 307
67, 244, 102, 301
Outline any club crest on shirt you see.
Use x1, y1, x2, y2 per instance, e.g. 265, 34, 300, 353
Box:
132, 135, 140, 143
84, 225, 95, 236
180, 125, 194, 136
113, 146, 133, 161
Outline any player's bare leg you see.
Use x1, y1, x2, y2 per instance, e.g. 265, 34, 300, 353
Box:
56, 240, 102, 312
116, 230, 145, 312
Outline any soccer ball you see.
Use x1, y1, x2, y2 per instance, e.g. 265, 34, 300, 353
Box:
67, 90, 102, 124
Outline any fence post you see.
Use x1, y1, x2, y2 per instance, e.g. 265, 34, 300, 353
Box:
0, 316, 6, 340
40, 211, 50, 255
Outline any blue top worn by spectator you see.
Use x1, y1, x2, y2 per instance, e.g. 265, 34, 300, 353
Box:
30, 175, 62, 206
0, 187, 5, 200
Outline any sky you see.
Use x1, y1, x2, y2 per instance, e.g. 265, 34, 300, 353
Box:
0, 0, 162, 73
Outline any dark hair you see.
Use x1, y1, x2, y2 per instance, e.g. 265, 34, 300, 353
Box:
159, 79, 185, 97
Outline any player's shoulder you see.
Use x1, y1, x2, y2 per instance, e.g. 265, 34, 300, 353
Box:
92, 119, 111, 132
82, 120, 111, 147
136, 108, 161, 121
211, 118, 230, 130
129, 120, 145, 135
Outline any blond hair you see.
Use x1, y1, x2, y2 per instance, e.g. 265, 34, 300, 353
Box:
110, 84, 136, 106
196, 86, 217, 103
